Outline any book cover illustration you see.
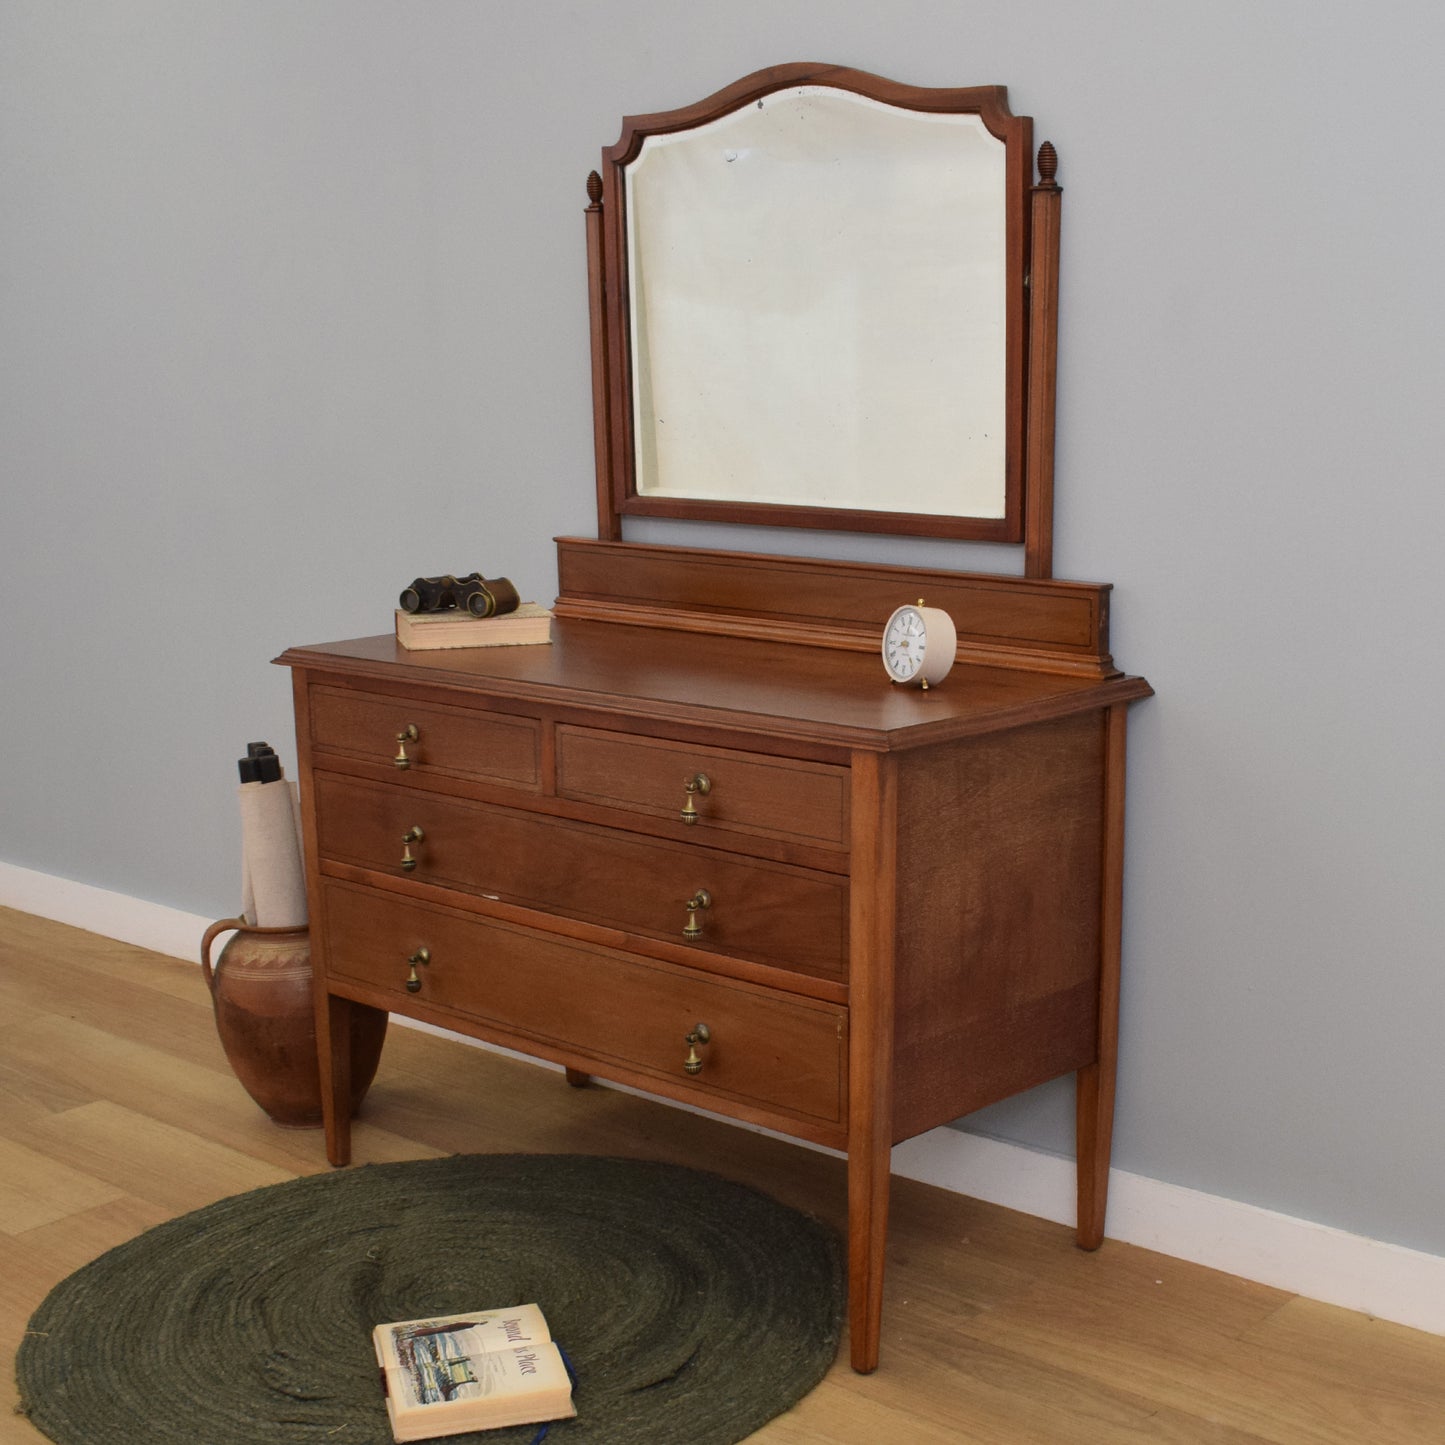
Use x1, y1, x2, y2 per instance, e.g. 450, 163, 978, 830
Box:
374, 1305, 574, 1441
389, 1314, 545, 1407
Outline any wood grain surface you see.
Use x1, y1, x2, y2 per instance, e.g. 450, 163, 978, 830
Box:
4, 907, 1444, 1443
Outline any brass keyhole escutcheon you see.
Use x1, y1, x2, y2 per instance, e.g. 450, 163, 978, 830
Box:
679, 772, 712, 825
400, 825, 425, 871
682, 888, 711, 939
394, 724, 420, 769
405, 946, 431, 993
683, 1022, 711, 1075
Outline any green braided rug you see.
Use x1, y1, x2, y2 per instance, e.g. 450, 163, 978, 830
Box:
15, 1154, 843, 1444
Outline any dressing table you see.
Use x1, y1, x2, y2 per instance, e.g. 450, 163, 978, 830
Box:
279, 64, 1151, 1374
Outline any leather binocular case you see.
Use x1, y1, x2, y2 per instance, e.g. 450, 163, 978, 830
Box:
398, 573, 521, 618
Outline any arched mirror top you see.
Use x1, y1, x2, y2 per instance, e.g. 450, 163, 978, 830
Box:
585, 64, 1061, 571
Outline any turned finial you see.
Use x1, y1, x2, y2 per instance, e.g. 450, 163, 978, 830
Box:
1036, 141, 1059, 188
586, 170, 603, 205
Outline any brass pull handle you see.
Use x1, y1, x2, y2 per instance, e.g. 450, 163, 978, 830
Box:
401, 825, 425, 871
405, 946, 431, 993
394, 724, 420, 769
682, 888, 711, 939
683, 1022, 711, 1076
680, 772, 711, 825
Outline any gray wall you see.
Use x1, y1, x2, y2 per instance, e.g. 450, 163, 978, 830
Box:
5, 2, 1443, 1257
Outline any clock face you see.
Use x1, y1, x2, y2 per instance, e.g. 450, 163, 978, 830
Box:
882, 605, 927, 682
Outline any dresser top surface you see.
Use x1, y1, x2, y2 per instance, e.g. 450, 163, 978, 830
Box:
279, 619, 1148, 752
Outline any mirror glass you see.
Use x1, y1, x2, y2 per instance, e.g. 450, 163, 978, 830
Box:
624, 86, 1010, 522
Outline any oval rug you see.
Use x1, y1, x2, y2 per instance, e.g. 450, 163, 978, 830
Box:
15, 1153, 843, 1445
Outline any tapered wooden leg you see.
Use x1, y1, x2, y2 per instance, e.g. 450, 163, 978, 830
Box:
847, 750, 898, 1372
318, 992, 354, 1168
1077, 702, 1129, 1249
564, 1068, 590, 1088
293, 670, 354, 1170
1076, 1061, 1113, 1250
847, 1133, 891, 1373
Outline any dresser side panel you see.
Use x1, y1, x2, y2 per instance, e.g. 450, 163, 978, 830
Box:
890, 711, 1106, 1141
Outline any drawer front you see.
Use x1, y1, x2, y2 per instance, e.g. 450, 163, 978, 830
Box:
556, 725, 848, 849
321, 882, 847, 1127
309, 685, 539, 789
314, 774, 847, 982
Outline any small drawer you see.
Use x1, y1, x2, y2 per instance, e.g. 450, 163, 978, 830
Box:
314, 775, 847, 982
321, 882, 847, 1128
555, 726, 848, 849
309, 685, 539, 789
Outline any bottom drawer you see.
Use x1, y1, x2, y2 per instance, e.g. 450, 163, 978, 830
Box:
321, 882, 847, 1129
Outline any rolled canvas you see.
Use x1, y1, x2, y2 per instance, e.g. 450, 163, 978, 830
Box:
238, 778, 308, 928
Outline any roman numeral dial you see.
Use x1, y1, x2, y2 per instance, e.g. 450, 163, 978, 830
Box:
881, 600, 958, 689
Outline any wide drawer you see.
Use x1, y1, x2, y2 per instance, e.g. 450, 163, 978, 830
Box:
309, 685, 540, 789
321, 881, 847, 1127
556, 725, 849, 850
313, 774, 848, 982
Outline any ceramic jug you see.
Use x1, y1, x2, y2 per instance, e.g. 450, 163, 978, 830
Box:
200, 918, 387, 1128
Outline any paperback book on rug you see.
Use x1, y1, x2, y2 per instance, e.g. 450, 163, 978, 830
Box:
373, 1303, 575, 1441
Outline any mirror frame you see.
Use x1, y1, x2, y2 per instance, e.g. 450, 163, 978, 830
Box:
585, 64, 1061, 570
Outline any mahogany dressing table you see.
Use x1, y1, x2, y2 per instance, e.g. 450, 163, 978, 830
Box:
278, 66, 1151, 1374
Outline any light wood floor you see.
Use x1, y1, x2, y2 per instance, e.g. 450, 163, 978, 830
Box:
3, 906, 1444, 1443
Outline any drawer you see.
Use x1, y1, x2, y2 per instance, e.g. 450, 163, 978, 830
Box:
309, 685, 539, 790
313, 774, 847, 982
555, 725, 848, 849
321, 881, 847, 1128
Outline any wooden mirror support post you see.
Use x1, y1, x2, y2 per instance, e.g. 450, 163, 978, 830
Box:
277, 66, 1148, 1378
1025, 140, 1062, 579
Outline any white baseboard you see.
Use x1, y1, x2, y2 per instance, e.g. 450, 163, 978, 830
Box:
889, 1129, 1445, 1337
0, 861, 216, 963
6, 860, 1444, 1338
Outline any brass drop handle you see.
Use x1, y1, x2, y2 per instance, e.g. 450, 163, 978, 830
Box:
405, 946, 431, 993
683, 1022, 711, 1076
394, 724, 420, 769
400, 825, 425, 871
682, 888, 711, 939
680, 772, 711, 825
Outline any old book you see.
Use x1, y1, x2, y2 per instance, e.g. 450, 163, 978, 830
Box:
395, 602, 553, 651
373, 1304, 575, 1442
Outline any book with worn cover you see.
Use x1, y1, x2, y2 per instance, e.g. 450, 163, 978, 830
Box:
373, 1304, 575, 1442
395, 602, 553, 651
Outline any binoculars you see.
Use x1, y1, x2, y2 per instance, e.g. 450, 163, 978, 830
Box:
398, 573, 521, 619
